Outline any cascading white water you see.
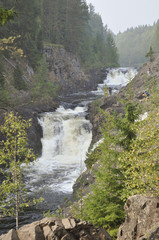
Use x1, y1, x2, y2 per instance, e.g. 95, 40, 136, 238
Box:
92, 67, 138, 95
0, 67, 139, 235
27, 106, 92, 194
27, 67, 138, 197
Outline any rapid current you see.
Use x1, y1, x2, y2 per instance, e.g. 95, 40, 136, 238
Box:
0, 67, 137, 234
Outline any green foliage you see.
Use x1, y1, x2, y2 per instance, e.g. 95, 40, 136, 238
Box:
0, 7, 17, 26
0, 87, 9, 106
79, 112, 125, 239
119, 108, 159, 200
0, 0, 119, 69
74, 76, 158, 238
13, 64, 27, 90
0, 55, 9, 105
31, 56, 58, 101
85, 145, 101, 169
0, 112, 43, 229
0, 0, 43, 69
145, 46, 154, 62
113, 102, 140, 150
42, 0, 118, 68
43, 208, 64, 219
115, 25, 155, 67
151, 21, 159, 54
0, 55, 5, 88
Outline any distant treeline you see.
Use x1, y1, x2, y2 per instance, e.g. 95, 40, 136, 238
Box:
0, 0, 119, 69
115, 21, 159, 67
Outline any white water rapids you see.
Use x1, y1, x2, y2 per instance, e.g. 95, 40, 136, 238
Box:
27, 106, 92, 194
26, 67, 137, 204
0, 67, 138, 235
92, 67, 138, 95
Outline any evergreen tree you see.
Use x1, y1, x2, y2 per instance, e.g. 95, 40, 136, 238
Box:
105, 32, 119, 66
151, 21, 159, 54
113, 101, 140, 150
0, 56, 5, 88
14, 64, 26, 90
0, 0, 43, 69
81, 112, 125, 239
115, 25, 155, 67
31, 56, 58, 101
0, 55, 9, 105
145, 46, 154, 62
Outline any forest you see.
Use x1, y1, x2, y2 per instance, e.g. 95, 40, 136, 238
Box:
0, 0, 119, 70
115, 21, 159, 67
0, 1, 159, 240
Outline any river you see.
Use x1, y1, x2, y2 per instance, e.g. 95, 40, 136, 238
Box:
0, 67, 137, 234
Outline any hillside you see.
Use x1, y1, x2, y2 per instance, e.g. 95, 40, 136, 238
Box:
66, 55, 159, 238
115, 24, 156, 67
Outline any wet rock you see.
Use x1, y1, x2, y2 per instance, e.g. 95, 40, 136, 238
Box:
117, 195, 159, 240
0, 218, 112, 240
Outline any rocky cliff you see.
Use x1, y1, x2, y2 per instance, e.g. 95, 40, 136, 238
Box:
44, 45, 107, 96
117, 195, 159, 240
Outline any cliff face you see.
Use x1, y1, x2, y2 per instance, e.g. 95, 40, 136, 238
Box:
44, 45, 106, 95
117, 195, 159, 240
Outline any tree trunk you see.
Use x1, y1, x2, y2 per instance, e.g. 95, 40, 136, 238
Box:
16, 190, 19, 230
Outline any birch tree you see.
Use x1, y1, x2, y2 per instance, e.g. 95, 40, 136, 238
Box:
0, 112, 42, 229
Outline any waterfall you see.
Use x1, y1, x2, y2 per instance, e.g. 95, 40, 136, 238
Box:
27, 67, 137, 196
0, 67, 139, 234
92, 67, 138, 95
27, 106, 92, 194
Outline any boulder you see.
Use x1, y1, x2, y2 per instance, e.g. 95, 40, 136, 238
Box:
117, 195, 159, 240
0, 229, 19, 240
0, 218, 112, 240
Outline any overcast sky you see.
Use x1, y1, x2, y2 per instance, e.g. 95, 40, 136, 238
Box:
86, 0, 159, 34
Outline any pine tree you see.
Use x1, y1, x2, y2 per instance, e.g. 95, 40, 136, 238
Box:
151, 21, 159, 54
81, 112, 125, 239
113, 97, 140, 150
0, 56, 5, 88
145, 46, 154, 62
14, 64, 26, 90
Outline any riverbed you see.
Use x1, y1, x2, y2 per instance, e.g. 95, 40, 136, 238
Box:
0, 67, 137, 234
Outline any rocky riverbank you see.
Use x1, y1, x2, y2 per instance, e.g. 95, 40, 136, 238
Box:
1, 195, 159, 240
1, 51, 159, 239
0, 218, 112, 240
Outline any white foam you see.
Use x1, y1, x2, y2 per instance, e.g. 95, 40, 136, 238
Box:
27, 107, 92, 193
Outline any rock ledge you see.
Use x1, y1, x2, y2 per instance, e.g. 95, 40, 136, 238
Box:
0, 217, 112, 240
